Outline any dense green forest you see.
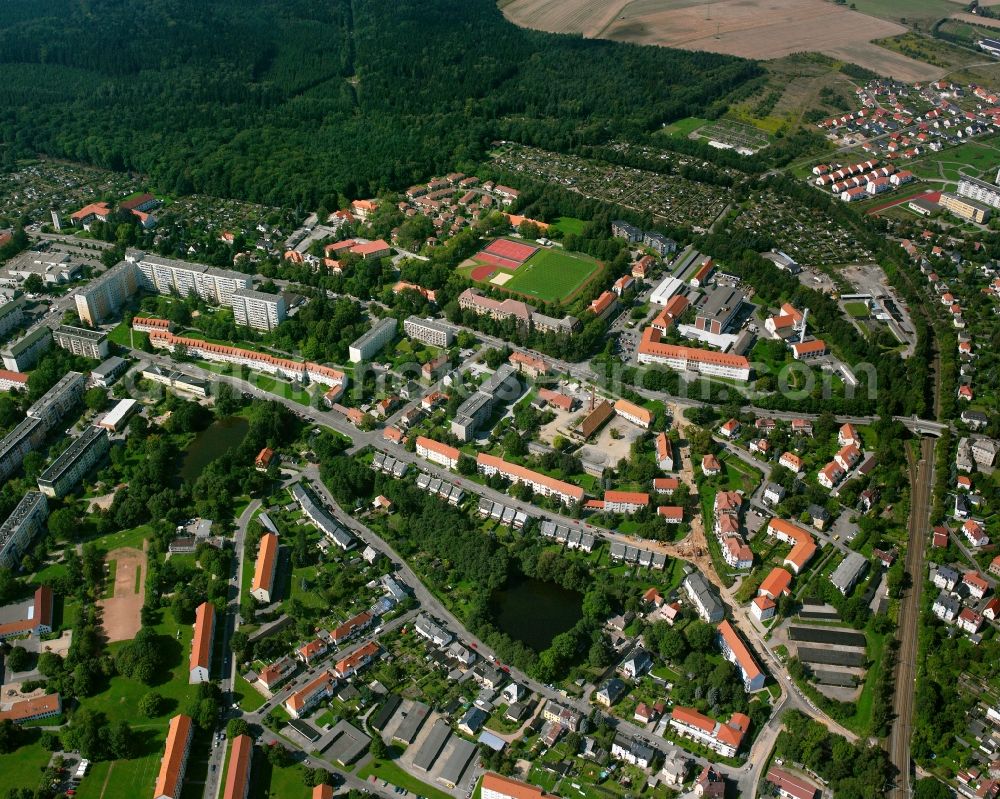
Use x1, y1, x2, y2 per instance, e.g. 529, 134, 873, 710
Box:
0, 0, 758, 205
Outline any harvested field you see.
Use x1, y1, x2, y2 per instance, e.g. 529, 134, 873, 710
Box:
501, 0, 942, 80
796, 646, 866, 667
788, 626, 867, 648
950, 11, 1000, 29
98, 545, 146, 643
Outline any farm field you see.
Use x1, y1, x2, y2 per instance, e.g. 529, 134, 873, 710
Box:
501, 0, 938, 79
503, 247, 603, 303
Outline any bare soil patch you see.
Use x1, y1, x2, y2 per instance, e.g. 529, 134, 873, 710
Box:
502, 0, 941, 79
98, 545, 147, 643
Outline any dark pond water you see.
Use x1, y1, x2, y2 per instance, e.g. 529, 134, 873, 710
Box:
179, 416, 250, 483
489, 577, 583, 652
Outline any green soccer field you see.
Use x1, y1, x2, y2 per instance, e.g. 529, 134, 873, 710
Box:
503, 247, 602, 304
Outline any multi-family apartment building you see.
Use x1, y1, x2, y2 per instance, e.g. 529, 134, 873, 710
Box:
154, 714, 194, 799
669, 708, 750, 758
75, 260, 142, 325
189, 601, 216, 684
717, 620, 765, 692
229, 288, 286, 332
683, 572, 724, 622
348, 317, 397, 363
957, 175, 1000, 210
1, 326, 52, 372
416, 436, 461, 470
0, 298, 25, 340
147, 331, 346, 389
53, 325, 110, 360
28, 371, 86, 427
480, 773, 549, 799
0, 491, 48, 570
404, 316, 454, 348
251, 532, 279, 603
76, 250, 253, 325
285, 672, 337, 718
37, 426, 110, 498
451, 364, 520, 441
222, 734, 253, 799
476, 453, 584, 506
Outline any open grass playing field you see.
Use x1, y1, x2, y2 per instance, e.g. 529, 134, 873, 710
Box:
462, 239, 603, 304
844, 301, 871, 319
503, 247, 602, 303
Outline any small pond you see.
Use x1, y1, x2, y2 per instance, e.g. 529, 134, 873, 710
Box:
489, 577, 584, 653
178, 416, 250, 483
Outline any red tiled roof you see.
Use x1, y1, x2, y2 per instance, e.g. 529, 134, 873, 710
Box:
481, 773, 548, 799
758, 567, 792, 599
154, 715, 193, 799
614, 398, 651, 425
604, 490, 650, 506
190, 601, 215, 673
0, 693, 60, 722
477, 453, 584, 501
252, 533, 279, 597
718, 620, 762, 683
416, 436, 460, 462
223, 735, 253, 799
639, 329, 750, 369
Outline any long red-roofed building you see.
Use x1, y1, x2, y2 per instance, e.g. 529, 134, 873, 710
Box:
416, 436, 461, 470
717, 620, 765, 692
222, 734, 253, 799
189, 601, 215, 684
154, 714, 194, 799
476, 453, 584, 505
251, 533, 279, 603
147, 331, 345, 388
481, 772, 551, 799
638, 328, 751, 381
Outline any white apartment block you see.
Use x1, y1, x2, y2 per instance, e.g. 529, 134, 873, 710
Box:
230, 288, 286, 331
53, 325, 110, 360
75, 260, 141, 325
403, 315, 454, 348
0, 299, 25, 340
348, 317, 397, 363
957, 176, 1000, 210
416, 436, 460, 470
0, 491, 49, 571
37, 426, 110, 498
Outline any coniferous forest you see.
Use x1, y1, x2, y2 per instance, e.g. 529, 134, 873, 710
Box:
0, 0, 759, 205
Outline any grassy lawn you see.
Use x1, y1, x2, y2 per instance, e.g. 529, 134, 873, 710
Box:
108, 321, 148, 349
358, 756, 454, 799
503, 247, 603, 304
235, 675, 269, 712
660, 116, 711, 138
85, 611, 197, 725
74, 736, 166, 799
843, 301, 870, 319
551, 217, 587, 235
248, 757, 310, 799
0, 740, 52, 796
